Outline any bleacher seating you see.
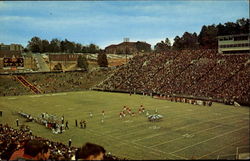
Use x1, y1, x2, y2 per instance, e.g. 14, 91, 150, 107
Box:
97, 49, 250, 106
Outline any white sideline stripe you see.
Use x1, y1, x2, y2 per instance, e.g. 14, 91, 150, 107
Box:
29, 95, 43, 98
169, 126, 248, 154
28, 93, 67, 97
149, 119, 247, 148
198, 137, 249, 159
51, 93, 67, 96
7, 97, 17, 99
133, 114, 238, 142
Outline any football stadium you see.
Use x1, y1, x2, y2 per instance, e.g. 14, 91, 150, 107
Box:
0, 1, 250, 160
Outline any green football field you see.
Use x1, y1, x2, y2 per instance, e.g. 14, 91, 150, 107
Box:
0, 91, 249, 160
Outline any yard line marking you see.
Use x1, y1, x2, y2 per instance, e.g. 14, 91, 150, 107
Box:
96, 121, 150, 135
198, 137, 249, 159
149, 119, 246, 148
168, 153, 188, 160
93, 109, 247, 140
87, 128, 185, 159
87, 119, 192, 160
88, 129, 163, 155
132, 142, 188, 160
169, 125, 248, 154
86, 129, 167, 159
84, 130, 138, 159
133, 114, 239, 143
102, 106, 222, 136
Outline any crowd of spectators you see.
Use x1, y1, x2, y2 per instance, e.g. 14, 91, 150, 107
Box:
0, 124, 128, 160
0, 123, 78, 160
0, 68, 112, 96
97, 49, 250, 106
0, 75, 31, 96
24, 69, 112, 94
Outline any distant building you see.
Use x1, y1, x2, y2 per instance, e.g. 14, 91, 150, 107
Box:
217, 34, 250, 54
105, 41, 151, 55
0, 43, 10, 50
10, 44, 23, 51
0, 43, 23, 58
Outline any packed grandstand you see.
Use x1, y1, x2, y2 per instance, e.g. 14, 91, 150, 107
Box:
96, 49, 250, 106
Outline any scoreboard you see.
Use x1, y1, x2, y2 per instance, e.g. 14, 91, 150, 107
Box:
3, 57, 24, 67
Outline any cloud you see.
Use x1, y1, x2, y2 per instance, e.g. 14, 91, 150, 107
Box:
0, 13, 169, 32
0, 1, 4, 9
0, 16, 33, 21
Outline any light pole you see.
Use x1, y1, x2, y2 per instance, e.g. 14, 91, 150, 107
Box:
124, 37, 129, 64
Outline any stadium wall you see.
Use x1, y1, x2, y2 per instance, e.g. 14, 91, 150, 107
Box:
91, 88, 225, 104
0, 69, 87, 75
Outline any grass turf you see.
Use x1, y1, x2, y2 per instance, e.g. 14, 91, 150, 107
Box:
0, 90, 249, 160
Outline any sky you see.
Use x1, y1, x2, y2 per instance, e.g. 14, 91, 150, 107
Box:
0, 0, 249, 49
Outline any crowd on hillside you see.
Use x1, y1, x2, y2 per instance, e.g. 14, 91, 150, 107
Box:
0, 75, 31, 96
0, 124, 127, 160
0, 68, 112, 96
24, 69, 112, 94
97, 49, 250, 105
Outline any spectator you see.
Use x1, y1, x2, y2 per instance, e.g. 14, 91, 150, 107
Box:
9, 139, 50, 160
16, 119, 19, 127
65, 121, 69, 129
69, 139, 72, 147
76, 142, 106, 160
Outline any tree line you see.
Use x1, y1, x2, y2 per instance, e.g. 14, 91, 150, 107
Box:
26, 37, 100, 54
154, 18, 249, 51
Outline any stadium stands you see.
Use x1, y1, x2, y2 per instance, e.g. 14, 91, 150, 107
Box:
0, 124, 127, 160
0, 68, 112, 96
0, 75, 31, 96
96, 49, 250, 106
